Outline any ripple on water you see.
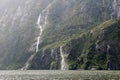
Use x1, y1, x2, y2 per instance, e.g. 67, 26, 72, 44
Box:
0, 70, 119, 80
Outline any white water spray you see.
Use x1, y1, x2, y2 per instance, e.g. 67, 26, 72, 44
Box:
36, 13, 43, 53
113, 0, 117, 10
111, 0, 117, 19
60, 46, 68, 70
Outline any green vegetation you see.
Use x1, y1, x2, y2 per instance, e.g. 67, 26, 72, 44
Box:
30, 0, 120, 70
41, 0, 111, 48
67, 19, 120, 70
1, 0, 120, 70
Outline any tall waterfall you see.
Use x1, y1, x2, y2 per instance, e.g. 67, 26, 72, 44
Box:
21, 10, 44, 70
60, 46, 68, 70
36, 13, 43, 53
110, 0, 117, 19
113, 0, 117, 10
21, 1, 53, 70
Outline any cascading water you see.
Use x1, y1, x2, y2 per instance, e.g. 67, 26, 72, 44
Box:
117, 0, 120, 18
36, 13, 43, 53
21, 1, 54, 70
21, 10, 44, 70
60, 46, 68, 70
113, 0, 117, 11
110, 0, 117, 19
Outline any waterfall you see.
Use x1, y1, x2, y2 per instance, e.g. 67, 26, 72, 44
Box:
117, 8, 120, 18
36, 13, 43, 53
21, 1, 53, 70
102, 0, 105, 6
117, 0, 120, 18
60, 46, 68, 70
113, 0, 117, 11
21, 10, 44, 70
110, 0, 117, 19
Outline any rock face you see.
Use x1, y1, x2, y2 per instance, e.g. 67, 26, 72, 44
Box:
0, 0, 120, 70
0, 0, 53, 69
30, 47, 61, 70
30, 20, 120, 70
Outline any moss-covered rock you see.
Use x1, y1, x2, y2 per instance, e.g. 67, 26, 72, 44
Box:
30, 19, 120, 70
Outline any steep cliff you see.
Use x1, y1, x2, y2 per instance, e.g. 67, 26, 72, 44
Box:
0, 0, 53, 69
29, 0, 120, 70
0, 0, 120, 70
29, 19, 120, 70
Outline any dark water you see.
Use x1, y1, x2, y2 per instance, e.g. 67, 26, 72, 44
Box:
0, 70, 120, 80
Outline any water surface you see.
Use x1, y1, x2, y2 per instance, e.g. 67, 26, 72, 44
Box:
0, 70, 120, 80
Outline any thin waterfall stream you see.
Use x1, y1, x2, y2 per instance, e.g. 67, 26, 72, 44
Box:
21, 2, 53, 70
111, 0, 117, 19
36, 13, 43, 53
60, 46, 68, 70
21, 11, 44, 70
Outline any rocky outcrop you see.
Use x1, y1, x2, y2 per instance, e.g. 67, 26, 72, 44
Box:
0, 0, 120, 70
29, 47, 60, 70
29, 45, 70, 70
0, 0, 53, 69
29, 19, 120, 70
